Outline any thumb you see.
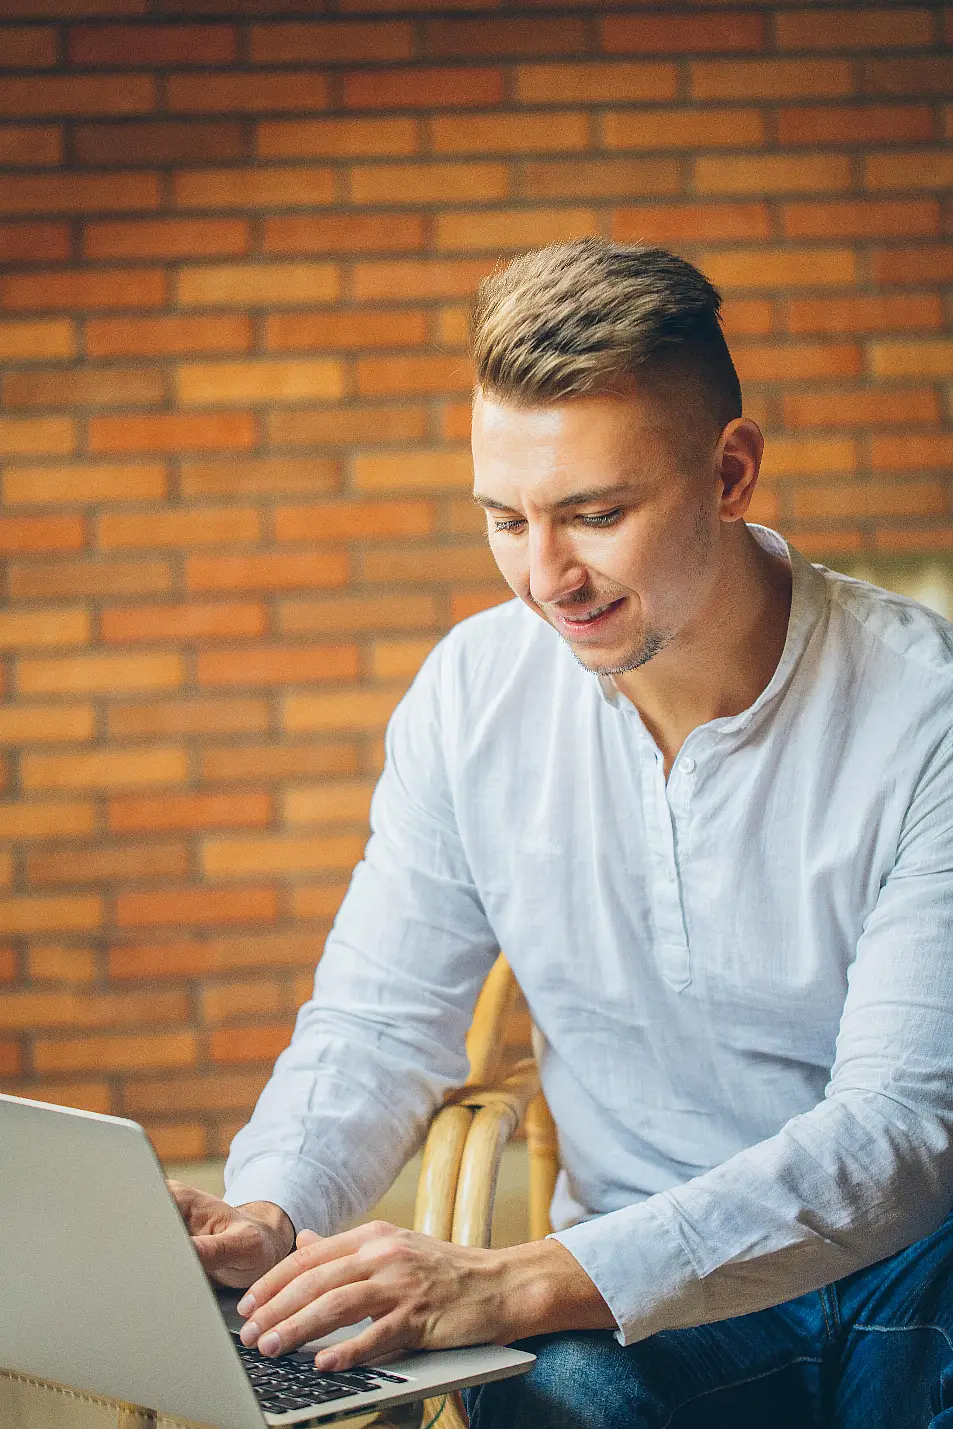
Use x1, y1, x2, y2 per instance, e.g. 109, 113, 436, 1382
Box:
295, 1229, 322, 1250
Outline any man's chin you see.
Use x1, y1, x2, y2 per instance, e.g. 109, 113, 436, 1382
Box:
565, 633, 667, 677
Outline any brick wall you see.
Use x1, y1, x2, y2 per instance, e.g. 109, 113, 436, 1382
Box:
1, 1, 951, 1163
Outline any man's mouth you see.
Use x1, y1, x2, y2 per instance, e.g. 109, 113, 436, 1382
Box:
549, 598, 625, 635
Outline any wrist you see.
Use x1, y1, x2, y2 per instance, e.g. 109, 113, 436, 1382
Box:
493, 1238, 616, 1340
239, 1200, 297, 1257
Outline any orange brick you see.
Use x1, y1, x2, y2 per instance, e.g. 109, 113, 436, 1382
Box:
28, 945, 98, 983
0, 0, 145, 12
344, 65, 503, 110
0, 171, 159, 216
110, 933, 316, 981
201, 740, 359, 785
522, 157, 681, 200
173, 167, 335, 211
353, 259, 488, 302
872, 246, 953, 284
437, 206, 598, 252
279, 593, 438, 636
354, 451, 473, 491
269, 406, 427, 447
275, 498, 435, 544
450, 587, 513, 623
869, 339, 953, 378
283, 778, 376, 826
0, 318, 75, 361
785, 293, 943, 334
782, 199, 939, 238
169, 71, 330, 114
21, 746, 186, 794
865, 151, 953, 190
181, 457, 341, 497
4, 462, 166, 506
178, 261, 339, 307
197, 643, 359, 688
124, 1071, 267, 1118
0, 416, 75, 456
263, 214, 423, 256
9, 555, 171, 600
0, 894, 101, 937
0, 704, 93, 745
759, 436, 857, 479
732, 342, 861, 382
871, 434, 953, 470
602, 106, 763, 150
35, 1030, 198, 1076
517, 62, 675, 107
86, 314, 252, 360
145, 1123, 207, 1163
793, 480, 944, 521
257, 115, 419, 160
201, 980, 285, 1025
265, 307, 427, 353
777, 103, 934, 145
27, 841, 189, 887
0, 222, 70, 263
0, 800, 96, 839
691, 58, 853, 101
187, 550, 348, 593
0, 75, 156, 118
18, 651, 182, 697
604, 11, 764, 52
0, 123, 62, 166
289, 885, 348, 924
0, 24, 57, 66
448, 495, 484, 534
0, 1040, 20, 1077
0, 514, 84, 553
203, 833, 365, 879
613, 202, 771, 243
3, 268, 166, 312
251, 19, 411, 62
71, 22, 235, 65
778, 7, 933, 50
102, 599, 265, 644
370, 638, 439, 681
90, 413, 256, 455
0, 947, 15, 982
109, 695, 268, 740
349, 160, 509, 206
2, 367, 164, 412
0, 850, 12, 888
695, 154, 851, 195
357, 353, 472, 396
427, 13, 585, 57
442, 401, 473, 442
874, 527, 953, 552
84, 217, 248, 261
431, 112, 589, 155
117, 886, 277, 928
701, 247, 856, 289
109, 790, 271, 834
363, 543, 498, 584
863, 57, 953, 96
437, 307, 470, 350
75, 120, 244, 167
97, 508, 259, 550
0, 607, 88, 650
784, 390, 941, 428
11, 1080, 112, 1115
176, 358, 344, 407
210, 1024, 292, 1064
283, 685, 405, 733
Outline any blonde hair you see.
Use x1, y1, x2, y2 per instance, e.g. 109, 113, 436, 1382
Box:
471, 238, 742, 434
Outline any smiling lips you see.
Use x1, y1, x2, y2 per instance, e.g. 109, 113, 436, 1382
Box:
550, 597, 626, 635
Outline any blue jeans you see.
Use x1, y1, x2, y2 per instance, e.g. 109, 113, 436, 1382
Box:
464, 1215, 953, 1427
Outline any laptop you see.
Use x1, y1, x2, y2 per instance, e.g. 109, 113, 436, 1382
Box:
0, 1093, 535, 1428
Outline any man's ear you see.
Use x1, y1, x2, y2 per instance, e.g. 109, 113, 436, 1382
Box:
715, 418, 765, 523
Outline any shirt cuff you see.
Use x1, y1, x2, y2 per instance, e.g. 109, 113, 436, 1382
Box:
223, 1153, 334, 1241
550, 1198, 705, 1346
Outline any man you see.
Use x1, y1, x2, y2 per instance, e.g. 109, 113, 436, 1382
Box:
173, 241, 953, 1427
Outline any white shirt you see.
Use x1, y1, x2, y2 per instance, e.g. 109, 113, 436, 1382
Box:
225, 526, 953, 1345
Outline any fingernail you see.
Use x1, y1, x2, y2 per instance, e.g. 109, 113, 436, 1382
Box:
258, 1331, 281, 1357
239, 1321, 259, 1347
237, 1293, 255, 1317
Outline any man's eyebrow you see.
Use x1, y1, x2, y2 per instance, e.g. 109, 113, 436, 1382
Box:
472, 483, 634, 514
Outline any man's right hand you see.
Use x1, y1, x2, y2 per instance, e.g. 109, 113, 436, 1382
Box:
168, 1181, 298, 1288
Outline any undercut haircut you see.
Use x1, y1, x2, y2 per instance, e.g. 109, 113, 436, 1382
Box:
470, 238, 743, 446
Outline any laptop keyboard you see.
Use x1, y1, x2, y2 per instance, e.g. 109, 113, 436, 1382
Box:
234, 1337, 410, 1416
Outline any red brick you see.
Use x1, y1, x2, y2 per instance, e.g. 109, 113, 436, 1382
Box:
27, 842, 189, 887
865, 151, 953, 191
0, 0, 145, 11
0, 801, 96, 839
353, 451, 473, 492
343, 66, 504, 110
84, 218, 249, 260
196, 643, 359, 687
283, 685, 405, 733
263, 214, 424, 256
284, 778, 376, 825
0, 24, 57, 66
0, 1040, 20, 1077
0, 947, 16, 983
201, 740, 358, 784
451, 587, 513, 623
793, 480, 945, 521
0, 123, 62, 166
35, 1030, 198, 1076
124, 1071, 267, 1118
116, 886, 278, 928
362, 543, 498, 584
784, 390, 941, 428
4, 463, 167, 506
258, 116, 419, 160
268, 406, 427, 447
200, 980, 285, 1024
370, 639, 438, 681
732, 342, 861, 382
146, 1123, 208, 1163
180, 457, 341, 497
777, 7, 933, 49
0, 515, 84, 554
210, 1024, 293, 1064
702, 248, 856, 289
2, 368, 165, 412
759, 436, 857, 479
169, 71, 330, 114
187, 551, 348, 593
0, 75, 156, 118
777, 104, 934, 145
86, 315, 252, 360
691, 58, 854, 101
782, 199, 939, 239
18, 652, 182, 697
872, 246, 953, 284
274, 499, 434, 543
9, 556, 171, 600
97, 508, 260, 549
176, 358, 343, 407
108, 695, 269, 740
3, 268, 166, 312
874, 527, 953, 553
0, 172, 159, 216
870, 434, 953, 470
517, 61, 677, 104
613, 202, 770, 243
265, 308, 428, 352
350, 160, 509, 205
0, 416, 76, 456
27, 945, 98, 983
0, 318, 75, 360
353, 259, 488, 302
522, 158, 680, 200
431, 112, 589, 155
10, 1081, 112, 1115
0, 222, 70, 264
291, 886, 348, 923
202, 833, 364, 879
437, 206, 598, 252
357, 353, 471, 396
89, 413, 256, 455
279, 593, 438, 636
863, 58, 953, 96
695, 154, 851, 195
177, 261, 339, 306
0, 608, 88, 650
0, 705, 94, 744
0, 894, 102, 937
603, 11, 764, 53
75, 121, 245, 167
102, 600, 265, 644
109, 790, 272, 834
785, 293, 943, 334
425, 14, 585, 57
173, 168, 336, 211
69, 23, 236, 66
251, 19, 412, 63
602, 106, 763, 149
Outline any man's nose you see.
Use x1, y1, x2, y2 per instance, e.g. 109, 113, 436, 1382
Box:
527, 526, 587, 608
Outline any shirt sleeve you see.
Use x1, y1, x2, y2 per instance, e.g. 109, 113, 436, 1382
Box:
223, 636, 499, 1237
553, 727, 953, 1345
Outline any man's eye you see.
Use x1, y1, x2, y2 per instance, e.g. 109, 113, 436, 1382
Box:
580, 509, 623, 527
492, 518, 525, 533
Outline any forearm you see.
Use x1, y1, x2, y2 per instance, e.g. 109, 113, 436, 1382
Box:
239, 1201, 297, 1258
491, 1238, 616, 1340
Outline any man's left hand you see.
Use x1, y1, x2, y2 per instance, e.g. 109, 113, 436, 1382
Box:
236, 1219, 614, 1369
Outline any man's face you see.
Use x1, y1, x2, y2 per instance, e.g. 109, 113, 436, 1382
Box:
471, 386, 725, 678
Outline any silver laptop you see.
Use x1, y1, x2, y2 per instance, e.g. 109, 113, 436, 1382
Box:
0, 1093, 534, 1428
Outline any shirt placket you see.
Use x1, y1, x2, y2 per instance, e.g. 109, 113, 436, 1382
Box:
641, 746, 692, 992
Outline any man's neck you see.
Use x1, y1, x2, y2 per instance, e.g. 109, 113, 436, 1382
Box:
611, 528, 794, 777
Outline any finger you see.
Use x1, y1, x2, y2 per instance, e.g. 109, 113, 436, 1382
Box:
241, 1253, 368, 1341
296, 1229, 321, 1248
246, 1223, 386, 1312
247, 1279, 381, 1358
192, 1220, 260, 1268
312, 1313, 410, 1373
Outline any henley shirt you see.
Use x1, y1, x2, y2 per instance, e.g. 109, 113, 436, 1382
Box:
224, 525, 953, 1344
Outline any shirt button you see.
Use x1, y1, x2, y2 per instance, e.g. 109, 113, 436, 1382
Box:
679, 757, 696, 773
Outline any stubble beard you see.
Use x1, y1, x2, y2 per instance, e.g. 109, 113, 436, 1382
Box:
568, 627, 670, 678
